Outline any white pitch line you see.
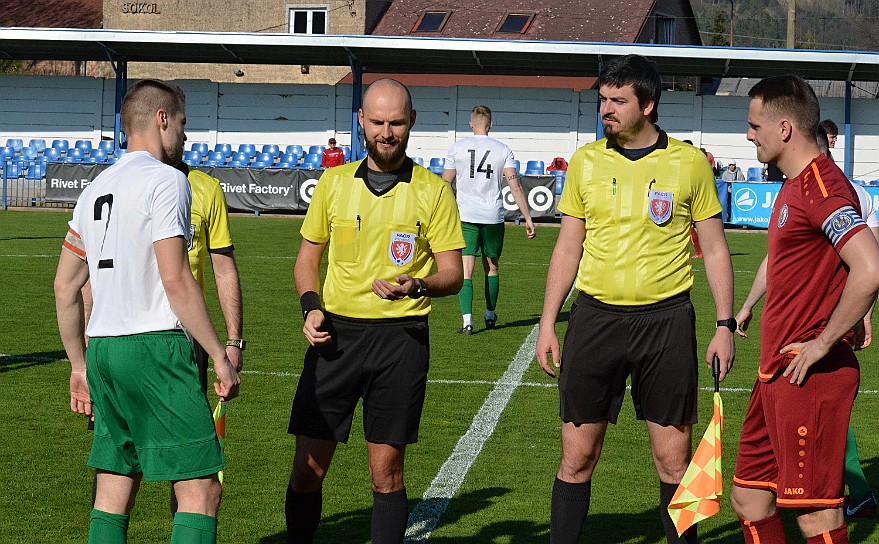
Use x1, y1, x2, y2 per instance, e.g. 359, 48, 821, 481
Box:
403, 323, 541, 543
6, 356, 879, 394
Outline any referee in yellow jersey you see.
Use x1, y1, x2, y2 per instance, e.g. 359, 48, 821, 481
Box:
286, 78, 464, 544
536, 55, 735, 544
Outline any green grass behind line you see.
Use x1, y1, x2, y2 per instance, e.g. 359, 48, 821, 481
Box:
1, 210, 877, 543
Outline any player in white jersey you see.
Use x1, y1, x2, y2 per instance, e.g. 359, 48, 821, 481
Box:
443, 105, 536, 333
54, 80, 239, 544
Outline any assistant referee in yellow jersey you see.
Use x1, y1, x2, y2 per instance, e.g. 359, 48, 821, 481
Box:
286, 79, 464, 544
536, 55, 735, 544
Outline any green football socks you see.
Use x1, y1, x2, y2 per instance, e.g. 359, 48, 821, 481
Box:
89, 509, 129, 544
485, 274, 499, 312
459, 279, 474, 316
171, 512, 218, 544
845, 426, 871, 500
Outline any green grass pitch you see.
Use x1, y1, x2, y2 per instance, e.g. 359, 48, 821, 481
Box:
2, 209, 878, 543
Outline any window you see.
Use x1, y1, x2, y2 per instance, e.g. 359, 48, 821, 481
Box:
289, 8, 327, 35
496, 13, 535, 34
412, 11, 451, 33
655, 15, 676, 44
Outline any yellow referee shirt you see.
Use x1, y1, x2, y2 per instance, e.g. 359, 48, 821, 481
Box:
187, 169, 234, 292
558, 131, 721, 305
301, 158, 464, 319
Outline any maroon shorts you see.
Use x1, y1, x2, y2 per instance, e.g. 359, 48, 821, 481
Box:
733, 347, 859, 509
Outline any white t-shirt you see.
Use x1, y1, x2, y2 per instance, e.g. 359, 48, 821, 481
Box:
445, 134, 516, 224
69, 151, 192, 337
851, 182, 879, 228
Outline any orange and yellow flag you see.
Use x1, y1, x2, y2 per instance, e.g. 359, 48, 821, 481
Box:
213, 400, 227, 485
667, 390, 723, 535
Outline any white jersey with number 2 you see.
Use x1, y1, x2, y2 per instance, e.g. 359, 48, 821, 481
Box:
69, 150, 192, 337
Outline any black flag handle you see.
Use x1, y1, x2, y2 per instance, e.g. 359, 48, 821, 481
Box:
712, 355, 721, 393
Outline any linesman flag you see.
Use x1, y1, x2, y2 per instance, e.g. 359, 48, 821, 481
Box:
667, 356, 724, 535
213, 400, 227, 485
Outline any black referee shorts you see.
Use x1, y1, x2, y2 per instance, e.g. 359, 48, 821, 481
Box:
289, 313, 430, 445
558, 291, 698, 427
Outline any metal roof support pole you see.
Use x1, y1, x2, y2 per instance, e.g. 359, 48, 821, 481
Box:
844, 80, 852, 179
349, 56, 363, 161
112, 58, 128, 152
595, 58, 603, 140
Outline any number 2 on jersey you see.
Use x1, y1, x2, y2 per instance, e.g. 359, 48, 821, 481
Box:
93, 193, 114, 269
468, 149, 494, 179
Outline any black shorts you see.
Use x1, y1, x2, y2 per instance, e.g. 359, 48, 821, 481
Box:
289, 313, 430, 445
558, 291, 698, 426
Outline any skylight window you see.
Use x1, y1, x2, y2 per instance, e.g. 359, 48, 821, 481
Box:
497, 13, 534, 34
412, 11, 451, 33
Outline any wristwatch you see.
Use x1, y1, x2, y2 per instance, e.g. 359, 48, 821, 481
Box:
409, 278, 428, 299
225, 338, 247, 350
716, 318, 737, 332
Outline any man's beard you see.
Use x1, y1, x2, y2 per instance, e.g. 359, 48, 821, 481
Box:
365, 133, 409, 171
602, 115, 647, 147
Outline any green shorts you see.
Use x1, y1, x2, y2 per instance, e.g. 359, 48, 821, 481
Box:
462, 222, 505, 258
86, 331, 224, 482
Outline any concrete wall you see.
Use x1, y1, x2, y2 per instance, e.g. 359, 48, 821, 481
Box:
4, 74, 877, 178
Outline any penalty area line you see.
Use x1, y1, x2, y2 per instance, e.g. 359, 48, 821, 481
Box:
403, 323, 540, 542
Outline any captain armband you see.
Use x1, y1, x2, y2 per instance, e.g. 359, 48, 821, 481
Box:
62, 228, 87, 261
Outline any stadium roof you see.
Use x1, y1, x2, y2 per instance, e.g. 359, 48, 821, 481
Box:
1, 27, 879, 81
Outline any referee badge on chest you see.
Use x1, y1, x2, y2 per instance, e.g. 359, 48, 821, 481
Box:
389, 231, 416, 266
648, 190, 674, 225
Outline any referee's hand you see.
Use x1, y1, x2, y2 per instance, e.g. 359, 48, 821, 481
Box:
372, 275, 416, 300
303, 309, 331, 346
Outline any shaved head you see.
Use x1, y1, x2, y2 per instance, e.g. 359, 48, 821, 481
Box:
362, 78, 412, 116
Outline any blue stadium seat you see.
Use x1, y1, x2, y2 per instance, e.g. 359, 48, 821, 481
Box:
341, 146, 351, 162
429, 158, 445, 168
43, 148, 61, 161
215, 143, 232, 157
232, 151, 250, 164
411, 157, 424, 166
0, 147, 14, 160
261, 144, 280, 158
52, 140, 70, 154
203, 160, 220, 167
184, 150, 202, 164
20, 147, 38, 160
526, 160, 544, 173
29, 139, 47, 154
83, 157, 99, 164
308, 145, 324, 155
285, 145, 304, 158
428, 165, 444, 176
75, 140, 93, 155
550, 170, 566, 195
105, 157, 117, 164
98, 140, 115, 154
91, 149, 108, 162
513, 160, 521, 174
115, 148, 127, 158
6, 139, 23, 152
747, 167, 762, 181
229, 160, 244, 168
251, 161, 269, 168
302, 153, 321, 165
256, 152, 274, 164
68, 148, 85, 161
278, 161, 295, 169
190, 143, 209, 155
5, 162, 20, 178
62, 157, 78, 164
208, 151, 226, 164
28, 162, 44, 180
237, 144, 256, 157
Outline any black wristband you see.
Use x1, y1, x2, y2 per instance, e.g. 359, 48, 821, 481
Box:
300, 291, 322, 321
